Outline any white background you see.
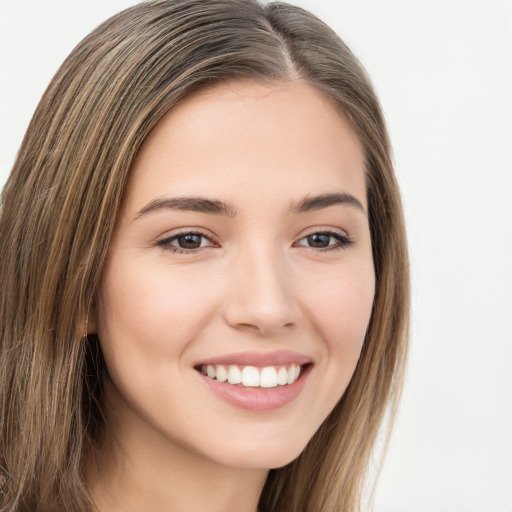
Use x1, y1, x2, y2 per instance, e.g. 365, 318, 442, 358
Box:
1, 1, 511, 511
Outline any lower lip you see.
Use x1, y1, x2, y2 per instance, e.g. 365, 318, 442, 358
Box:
197, 365, 312, 412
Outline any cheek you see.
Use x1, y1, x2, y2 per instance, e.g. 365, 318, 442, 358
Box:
95, 256, 220, 378
94, 257, 223, 434
299, 261, 375, 398
99, 257, 210, 334
304, 263, 375, 348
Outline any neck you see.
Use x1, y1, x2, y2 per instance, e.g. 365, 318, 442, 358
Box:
86, 382, 267, 512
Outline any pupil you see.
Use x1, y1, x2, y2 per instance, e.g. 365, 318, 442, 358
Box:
179, 234, 201, 249
308, 234, 330, 248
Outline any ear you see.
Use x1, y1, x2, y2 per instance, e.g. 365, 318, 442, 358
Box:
86, 301, 98, 335
87, 317, 97, 335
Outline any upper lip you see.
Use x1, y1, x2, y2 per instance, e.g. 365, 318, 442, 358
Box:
194, 350, 313, 368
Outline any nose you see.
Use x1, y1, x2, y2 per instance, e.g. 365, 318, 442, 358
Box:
222, 244, 301, 336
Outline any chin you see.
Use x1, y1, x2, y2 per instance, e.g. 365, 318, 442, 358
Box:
203, 428, 314, 470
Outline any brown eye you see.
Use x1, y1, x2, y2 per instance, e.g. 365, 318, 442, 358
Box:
176, 234, 203, 249
306, 233, 331, 248
157, 232, 214, 253
295, 230, 353, 252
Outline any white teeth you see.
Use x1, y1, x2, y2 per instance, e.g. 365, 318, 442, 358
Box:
227, 365, 242, 384
216, 364, 228, 382
201, 363, 304, 387
260, 367, 278, 388
277, 367, 288, 385
286, 364, 297, 384
242, 366, 260, 387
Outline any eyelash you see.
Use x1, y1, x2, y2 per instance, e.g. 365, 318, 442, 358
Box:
156, 231, 215, 254
294, 229, 353, 252
156, 229, 353, 254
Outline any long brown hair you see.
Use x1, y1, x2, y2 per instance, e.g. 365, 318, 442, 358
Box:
0, 1, 409, 511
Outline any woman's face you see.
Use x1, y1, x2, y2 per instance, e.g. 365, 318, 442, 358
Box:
94, 80, 375, 469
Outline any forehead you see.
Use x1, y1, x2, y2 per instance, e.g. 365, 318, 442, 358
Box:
124, 80, 366, 214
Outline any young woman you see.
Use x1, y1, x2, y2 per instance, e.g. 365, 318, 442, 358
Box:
0, 1, 409, 511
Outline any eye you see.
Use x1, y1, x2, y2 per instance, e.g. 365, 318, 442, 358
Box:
157, 232, 215, 253
294, 230, 353, 251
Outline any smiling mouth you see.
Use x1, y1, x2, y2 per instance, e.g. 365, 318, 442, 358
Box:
196, 363, 307, 388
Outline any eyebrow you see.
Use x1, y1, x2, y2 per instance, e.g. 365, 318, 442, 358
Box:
135, 196, 238, 219
289, 192, 365, 215
134, 191, 365, 220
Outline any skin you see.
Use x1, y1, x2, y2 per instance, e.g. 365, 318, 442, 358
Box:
88, 80, 375, 512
